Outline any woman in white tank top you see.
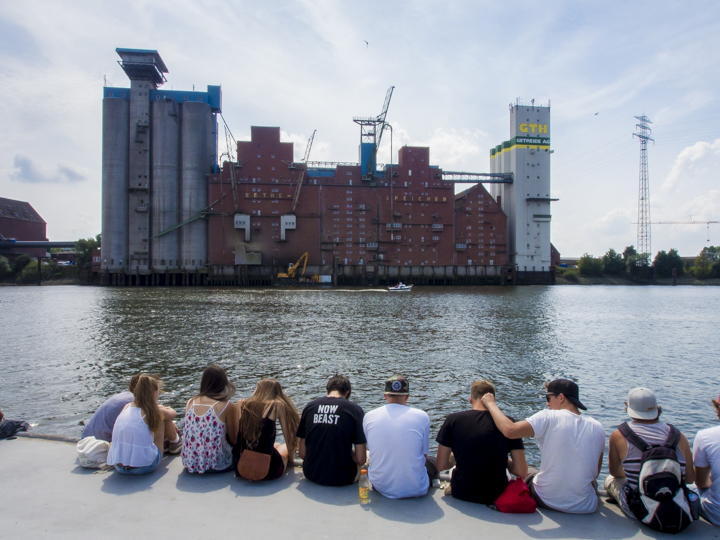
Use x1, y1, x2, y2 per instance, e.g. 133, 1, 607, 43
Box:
107, 375, 179, 474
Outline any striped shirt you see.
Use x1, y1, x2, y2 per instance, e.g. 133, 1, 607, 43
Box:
622, 421, 686, 489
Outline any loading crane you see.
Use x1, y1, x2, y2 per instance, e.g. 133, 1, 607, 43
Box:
292, 130, 316, 212
151, 195, 225, 239
353, 86, 394, 183
277, 252, 310, 279
634, 218, 719, 242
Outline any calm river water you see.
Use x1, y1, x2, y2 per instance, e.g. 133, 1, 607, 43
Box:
1, 285, 718, 475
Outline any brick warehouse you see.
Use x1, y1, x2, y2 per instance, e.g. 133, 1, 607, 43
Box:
206, 127, 508, 285
99, 48, 558, 287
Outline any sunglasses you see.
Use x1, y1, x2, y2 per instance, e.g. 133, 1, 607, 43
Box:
545, 393, 557, 403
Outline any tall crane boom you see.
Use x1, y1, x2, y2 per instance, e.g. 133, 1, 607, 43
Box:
292, 130, 316, 212
375, 86, 394, 151
353, 86, 395, 182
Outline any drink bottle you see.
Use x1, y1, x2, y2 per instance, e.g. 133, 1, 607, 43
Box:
359, 468, 370, 504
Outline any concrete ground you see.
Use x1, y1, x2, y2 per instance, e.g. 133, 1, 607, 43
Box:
1, 436, 717, 539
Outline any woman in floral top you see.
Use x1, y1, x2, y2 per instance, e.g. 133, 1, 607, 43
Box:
181, 364, 237, 473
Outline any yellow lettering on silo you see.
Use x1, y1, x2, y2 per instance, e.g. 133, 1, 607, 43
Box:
529, 124, 538, 133
519, 124, 528, 133
538, 124, 547, 134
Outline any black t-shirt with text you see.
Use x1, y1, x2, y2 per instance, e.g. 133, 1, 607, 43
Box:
436, 409, 524, 504
296, 396, 366, 486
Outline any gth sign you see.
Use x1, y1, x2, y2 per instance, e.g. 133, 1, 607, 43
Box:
519, 123, 548, 134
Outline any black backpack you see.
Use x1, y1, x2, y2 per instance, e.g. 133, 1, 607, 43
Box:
618, 422, 694, 533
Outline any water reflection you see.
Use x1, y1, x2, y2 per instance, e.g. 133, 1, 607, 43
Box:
1, 285, 718, 477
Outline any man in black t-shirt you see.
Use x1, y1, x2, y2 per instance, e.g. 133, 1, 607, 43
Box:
436, 380, 528, 504
297, 374, 367, 486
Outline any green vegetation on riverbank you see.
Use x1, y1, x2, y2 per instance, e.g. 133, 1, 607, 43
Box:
558, 245, 720, 285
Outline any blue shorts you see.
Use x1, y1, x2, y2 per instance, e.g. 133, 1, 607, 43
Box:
114, 447, 162, 475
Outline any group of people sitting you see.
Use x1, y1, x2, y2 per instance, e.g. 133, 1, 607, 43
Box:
80, 367, 720, 532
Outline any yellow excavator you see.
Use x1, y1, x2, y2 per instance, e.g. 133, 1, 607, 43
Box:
277, 252, 319, 283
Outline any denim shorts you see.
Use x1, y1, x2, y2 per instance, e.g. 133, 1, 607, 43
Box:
114, 447, 162, 475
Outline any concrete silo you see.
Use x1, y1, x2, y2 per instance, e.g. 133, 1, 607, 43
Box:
150, 98, 180, 270
101, 94, 129, 270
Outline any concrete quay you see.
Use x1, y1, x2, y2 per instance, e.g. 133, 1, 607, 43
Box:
0, 436, 716, 539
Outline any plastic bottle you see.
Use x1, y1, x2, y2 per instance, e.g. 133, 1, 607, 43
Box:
359, 468, 371, 504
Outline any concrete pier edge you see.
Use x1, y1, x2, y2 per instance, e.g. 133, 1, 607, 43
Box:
1, 436, 715, 539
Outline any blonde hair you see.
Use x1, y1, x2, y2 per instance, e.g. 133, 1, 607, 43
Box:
133, 375, 163, 432
239, 379, 299, 451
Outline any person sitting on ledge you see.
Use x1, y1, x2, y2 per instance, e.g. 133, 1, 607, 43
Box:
694, 393, 720, 526
363, 374, 437, 499
606, 387, 695, 530
81, 374, 141, 443
181, 364, 237, 474
481, 379, 604, 513
233, 379, 299, 481
106, 374, 181, 474
297, 374, 367, 486
436, 379, 528, 504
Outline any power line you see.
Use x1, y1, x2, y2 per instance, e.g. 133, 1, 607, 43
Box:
634, 115, 654, 256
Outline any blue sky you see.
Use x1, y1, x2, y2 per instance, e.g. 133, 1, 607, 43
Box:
1, 1, 719, 258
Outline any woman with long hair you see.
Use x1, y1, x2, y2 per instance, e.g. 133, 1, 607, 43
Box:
107, 374, 180, 474
232, 378, 300, 480
182, 364, 237, 473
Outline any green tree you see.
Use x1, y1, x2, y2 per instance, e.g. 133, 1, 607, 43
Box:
602, 248, 625, 275
693, 246, 720, 279
653, 250, 671, 278
626, 252, 650, 280
0, 255, 11, 279
75, 235, 100, 268
622, 245, 637, 261
13, 254, 32, 275
578, 253, 603, 276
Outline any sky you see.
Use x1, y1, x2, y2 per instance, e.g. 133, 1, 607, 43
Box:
1, 1, 719, 258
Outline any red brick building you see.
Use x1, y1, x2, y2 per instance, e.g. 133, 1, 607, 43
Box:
206, 127, 507, 284
0, 197, 48, 261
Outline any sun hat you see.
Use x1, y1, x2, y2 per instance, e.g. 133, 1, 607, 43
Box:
384, 375, 410, 395
547, 379, 587, 410
627, 387, 659, 420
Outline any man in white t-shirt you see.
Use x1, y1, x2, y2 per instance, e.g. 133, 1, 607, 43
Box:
363, 375, 437, 499
482, 379, 605, 513
694, 394, 720, 526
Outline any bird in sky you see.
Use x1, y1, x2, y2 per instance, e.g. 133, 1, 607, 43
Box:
594, 112, 599, 115
364, 40, 369, 48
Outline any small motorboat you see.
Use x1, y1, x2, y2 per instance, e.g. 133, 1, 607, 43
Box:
388, 282, 413, 292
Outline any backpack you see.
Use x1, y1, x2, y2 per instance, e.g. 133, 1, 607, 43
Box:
77, 436, 111, 468
618, 422, 693, 533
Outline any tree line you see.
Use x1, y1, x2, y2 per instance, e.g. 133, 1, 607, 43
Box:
565, 245, 720, 281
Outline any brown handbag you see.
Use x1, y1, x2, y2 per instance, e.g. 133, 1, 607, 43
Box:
237, 449, 271, 481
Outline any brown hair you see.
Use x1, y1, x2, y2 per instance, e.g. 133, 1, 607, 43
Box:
197, 364, 236, 402
128, 372, 161, 393
471, 379, 496, 400
239, 379, 299, 451
712, 399, 720, 421
133, 375, 163, 432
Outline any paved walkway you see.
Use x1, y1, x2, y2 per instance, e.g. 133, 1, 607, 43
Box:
0, 436, 716, 539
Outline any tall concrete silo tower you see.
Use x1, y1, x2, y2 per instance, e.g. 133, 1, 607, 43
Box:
101, 48, 221, 280
489, 102, 554, 279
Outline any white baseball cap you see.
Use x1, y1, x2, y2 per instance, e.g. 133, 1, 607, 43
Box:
627, 387, 659, 420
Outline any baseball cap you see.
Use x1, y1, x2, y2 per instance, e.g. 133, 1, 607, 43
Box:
627, 387, 659, 420
547, 379, 587, 410
384, 375, 409, 395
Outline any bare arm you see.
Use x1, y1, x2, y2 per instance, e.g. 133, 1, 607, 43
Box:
159, 405, 177, 421
481, 393, 535, 439
597, 452, 604, 479
678, 434, 695, 484
353, 443, 367, 466
435, 443, 452, 472
298, 438, 306, 460
507, 448, 528, 479
608, 430, 628, 478
223, 401, 238, 446
695, 466, 712, 489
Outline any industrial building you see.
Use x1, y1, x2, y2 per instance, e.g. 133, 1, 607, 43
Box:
0, 197, 48, 261
99, 48, 555, 286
